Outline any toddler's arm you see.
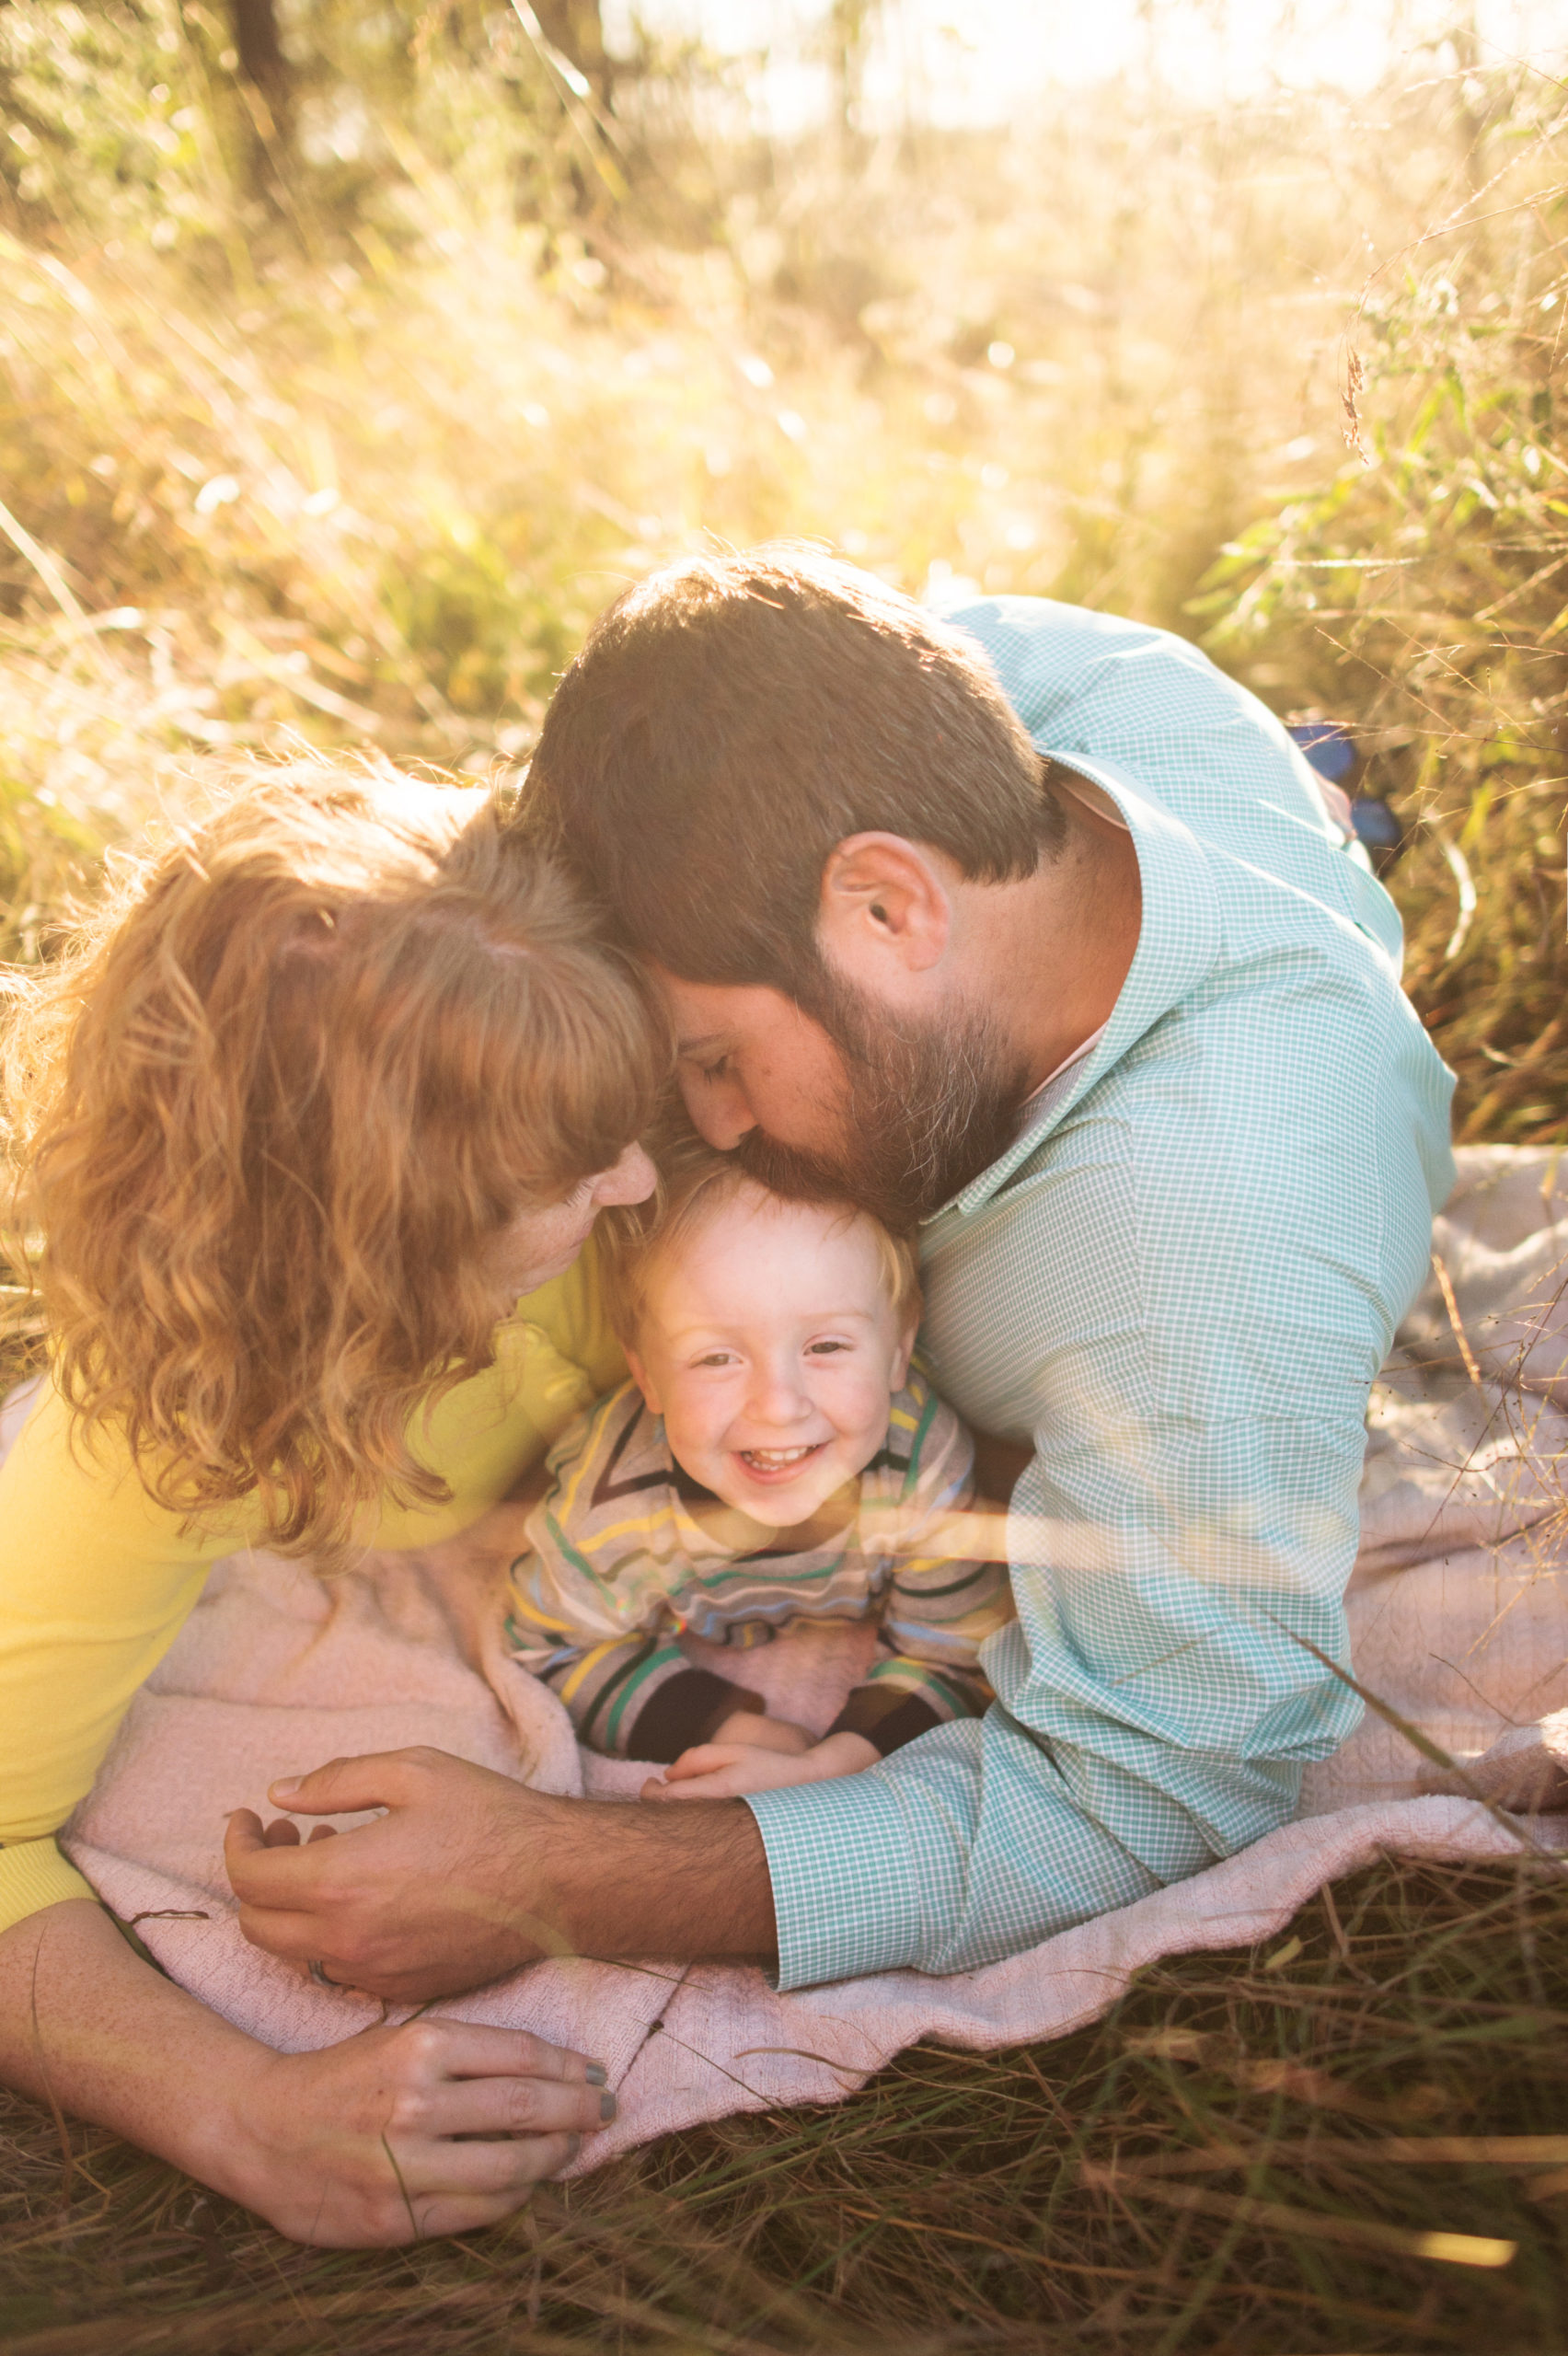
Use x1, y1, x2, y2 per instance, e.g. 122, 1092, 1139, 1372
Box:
642, 1664, 991, 1805
505, 1386, 774, 1763
641, 1727, 880, 1803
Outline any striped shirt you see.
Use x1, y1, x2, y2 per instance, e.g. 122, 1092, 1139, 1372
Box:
744, 595, 1457, 1991
504, 1372, 1014, 1761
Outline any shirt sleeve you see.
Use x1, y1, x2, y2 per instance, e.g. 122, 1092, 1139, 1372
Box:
0, 1378, 230, 1937
746, 1052, 1419, 1986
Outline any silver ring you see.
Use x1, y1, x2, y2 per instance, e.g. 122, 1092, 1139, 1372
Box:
306, 1958, 338, 1988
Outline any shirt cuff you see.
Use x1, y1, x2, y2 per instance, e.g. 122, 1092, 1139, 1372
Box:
744, 1766, 934, 1989
0, 1839, 98, 1937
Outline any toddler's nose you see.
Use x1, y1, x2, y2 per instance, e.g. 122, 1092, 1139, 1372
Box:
745, 1361, 812, 1425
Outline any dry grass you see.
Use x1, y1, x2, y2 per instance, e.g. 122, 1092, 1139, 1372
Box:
3, 1859, 1568, 2353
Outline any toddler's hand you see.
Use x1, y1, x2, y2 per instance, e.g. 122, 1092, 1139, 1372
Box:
709, 1709, 813, 1754
640, 1729, 878, 1803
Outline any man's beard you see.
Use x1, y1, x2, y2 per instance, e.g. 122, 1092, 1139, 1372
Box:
735, 973, 1031, 1230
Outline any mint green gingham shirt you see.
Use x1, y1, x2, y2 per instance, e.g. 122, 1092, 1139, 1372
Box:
745, 597, 1456, 1991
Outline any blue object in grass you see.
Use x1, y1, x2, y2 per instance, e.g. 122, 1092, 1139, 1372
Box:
1287, 722, 1404, 871
1287, 721, 1358, 784
1348, 796, 1403, 860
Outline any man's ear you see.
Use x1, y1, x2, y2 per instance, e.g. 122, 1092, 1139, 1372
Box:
625, 1344, 662, 1416
818, 833, 952, 984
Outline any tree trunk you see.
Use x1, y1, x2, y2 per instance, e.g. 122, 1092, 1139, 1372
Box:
226, 0, 294, 192
533, 0, 613, 110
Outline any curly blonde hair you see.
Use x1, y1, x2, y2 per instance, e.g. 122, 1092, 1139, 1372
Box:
2, 759, 666, 1554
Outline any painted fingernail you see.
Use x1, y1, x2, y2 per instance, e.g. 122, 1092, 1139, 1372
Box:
583, 2061, 607, 2086
564, 2133, 582, 2164
599, 2090, 617, 2123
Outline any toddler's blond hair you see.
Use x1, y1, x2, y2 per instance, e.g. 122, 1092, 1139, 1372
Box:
601, 1127, 920, 1352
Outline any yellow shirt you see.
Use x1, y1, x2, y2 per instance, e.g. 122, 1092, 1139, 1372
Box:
0, 1244, 625, 1936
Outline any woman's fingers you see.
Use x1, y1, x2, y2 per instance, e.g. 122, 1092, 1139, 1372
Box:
233, 2016, 611, 2243
387, 2128, 586, 2201
411, 2069, 612, 2142
395, 2018, 599, 2086
382, 2139, 585, 2237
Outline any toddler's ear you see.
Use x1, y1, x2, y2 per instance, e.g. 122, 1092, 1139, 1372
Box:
626, 1344, 663, 1415
891, 1316, 918, 1390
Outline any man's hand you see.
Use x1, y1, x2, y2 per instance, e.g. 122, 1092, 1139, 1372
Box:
225, 1749, 571, 2003
642, 1728, 878, 1802
225, 1745, 778, 2000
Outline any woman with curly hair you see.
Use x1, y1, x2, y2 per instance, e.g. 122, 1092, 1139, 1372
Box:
0, 761, 661, 2244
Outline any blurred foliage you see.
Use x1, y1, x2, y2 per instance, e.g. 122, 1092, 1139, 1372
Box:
0, 0, 1563, 1162
1198, 189, 1568, 1144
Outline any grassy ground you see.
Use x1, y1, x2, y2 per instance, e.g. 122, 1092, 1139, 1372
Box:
4, 1859, 1568, 2353
2, 9, 1567, 2350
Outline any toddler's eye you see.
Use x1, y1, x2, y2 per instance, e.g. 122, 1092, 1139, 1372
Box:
806, 1339, 850, 1356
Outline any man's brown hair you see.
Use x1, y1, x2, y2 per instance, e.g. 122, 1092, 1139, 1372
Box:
524, 546, 1064, 1005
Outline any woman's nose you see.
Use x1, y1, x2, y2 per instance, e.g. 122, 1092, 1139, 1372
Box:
595, 1142, 658, 1207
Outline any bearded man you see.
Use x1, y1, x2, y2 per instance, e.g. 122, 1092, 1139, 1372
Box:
230, 549, 1455, 1999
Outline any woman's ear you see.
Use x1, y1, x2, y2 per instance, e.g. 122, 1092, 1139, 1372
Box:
818, 833, 953, 986
625, 1343, 662, 1415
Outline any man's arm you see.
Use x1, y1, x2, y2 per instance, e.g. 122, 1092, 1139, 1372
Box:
225, 1747, 777, 1999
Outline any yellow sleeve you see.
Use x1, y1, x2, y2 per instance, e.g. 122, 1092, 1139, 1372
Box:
0, 1380, 236, 1934
0, 1230, 625, 1938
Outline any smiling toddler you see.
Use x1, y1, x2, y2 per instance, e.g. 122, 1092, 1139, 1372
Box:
503, 1142, 1014, 1800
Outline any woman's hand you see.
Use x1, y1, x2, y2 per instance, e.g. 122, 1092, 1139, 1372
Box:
0, 1898, 612, 2253
641, 1728, 879, 1802
228, 2015, 613, 2246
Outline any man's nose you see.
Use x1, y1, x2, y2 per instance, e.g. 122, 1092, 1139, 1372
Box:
677, 1069, 755, 1152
